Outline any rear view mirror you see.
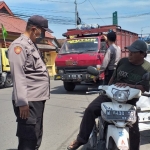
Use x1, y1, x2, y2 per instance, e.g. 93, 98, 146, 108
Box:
5, 49, 8, 59
87, 66, 99, 76
100, 41, 107, 53
56, 47, 60, 53
142, 72, 150, 81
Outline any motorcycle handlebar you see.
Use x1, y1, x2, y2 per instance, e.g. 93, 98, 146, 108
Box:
86, 91, 100, 94
87, 88, 106, 95
88, 88, 99, 91
142, 93, 150, 97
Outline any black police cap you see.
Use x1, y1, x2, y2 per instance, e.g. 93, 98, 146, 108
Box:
28, 15, 53, 33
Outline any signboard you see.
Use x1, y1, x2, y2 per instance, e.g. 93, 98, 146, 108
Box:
113, 11, 118, 25
68, 38, 96, 43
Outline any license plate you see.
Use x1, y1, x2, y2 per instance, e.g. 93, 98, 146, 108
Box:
56, 76, 61, 79
106, 110, 136, 121
90, 75, 95, 79
72, 74, 81, 79
67, 74, 81, 79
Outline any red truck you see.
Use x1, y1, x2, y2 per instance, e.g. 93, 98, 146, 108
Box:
54, 25, 138, 91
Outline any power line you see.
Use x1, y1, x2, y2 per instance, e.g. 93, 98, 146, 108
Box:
13, 10, 74, 14
10, 6, 74, 13
87, 0, 106, 24
141, 33, 150, 35
11, 9, 150, 25
40, 0, 73, 3
13, 11, 74, 19
77, 0, 87, 4
8, 3, 76, 25
84, 12, 150, 20
121, 12, 150, 18
12, 13, 75, 25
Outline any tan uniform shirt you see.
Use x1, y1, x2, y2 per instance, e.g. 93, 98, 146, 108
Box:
8, 34, 50, 107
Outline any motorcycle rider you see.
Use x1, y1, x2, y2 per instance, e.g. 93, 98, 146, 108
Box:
67, 40, 150, 150
93, 31, 121, 85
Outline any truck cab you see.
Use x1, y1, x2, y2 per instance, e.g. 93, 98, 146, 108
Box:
54, 24, 138, 91
55, 36, 106, 91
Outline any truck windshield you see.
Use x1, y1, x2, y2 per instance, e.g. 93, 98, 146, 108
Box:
60, 38, 98, 54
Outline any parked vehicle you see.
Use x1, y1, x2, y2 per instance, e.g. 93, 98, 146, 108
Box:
136, 46, 150, 131
86, 66, 150, 150
147, 43, 150, 52
0, 48, 12, 88
54, 24, 138, 91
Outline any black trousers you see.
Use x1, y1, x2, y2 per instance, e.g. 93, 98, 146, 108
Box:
12, 100, 46, 150
77, 95, 140, 150
104, 70, 114, 85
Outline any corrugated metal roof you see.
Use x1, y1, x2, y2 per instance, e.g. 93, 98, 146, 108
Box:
37, 44, 55, 50
0, 13, 54, 38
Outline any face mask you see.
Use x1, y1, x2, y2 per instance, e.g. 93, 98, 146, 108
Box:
35, 28, 45, 43
35, 32, 45, 43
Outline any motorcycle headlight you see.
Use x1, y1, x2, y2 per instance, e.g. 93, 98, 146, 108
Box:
113, 89, 129, 102
58, 70, 64, 74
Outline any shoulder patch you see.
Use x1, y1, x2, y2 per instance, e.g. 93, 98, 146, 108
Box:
14, 46, 22, 54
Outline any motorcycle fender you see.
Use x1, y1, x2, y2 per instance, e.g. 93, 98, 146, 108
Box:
106, 125, 129, 150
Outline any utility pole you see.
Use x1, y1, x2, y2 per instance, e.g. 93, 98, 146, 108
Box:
141, 28, 143, 39
74, 0, 77, 27
141, 26, 150, 39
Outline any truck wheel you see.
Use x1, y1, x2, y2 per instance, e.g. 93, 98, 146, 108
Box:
4, 74, 13, 88
63, 82, 75, 91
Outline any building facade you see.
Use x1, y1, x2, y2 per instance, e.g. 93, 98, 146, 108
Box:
0, 1, 59, 76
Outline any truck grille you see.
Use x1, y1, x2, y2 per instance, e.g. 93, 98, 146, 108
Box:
65, 68, 87, 74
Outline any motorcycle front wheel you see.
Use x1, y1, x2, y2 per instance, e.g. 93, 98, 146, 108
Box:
106, 137, 119, 150
88, 124, 97, 149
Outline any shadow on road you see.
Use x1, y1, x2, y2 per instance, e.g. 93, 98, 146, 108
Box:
79, 142, 95, 150
50, 85, 89, 95
78, 130, 150, 150
75, 111, 84, 118
140, 129, 150, 145
0, 86, 12, 89
75, 107, 86, 117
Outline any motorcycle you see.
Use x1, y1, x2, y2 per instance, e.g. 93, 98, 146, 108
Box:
86, 66, 150, 150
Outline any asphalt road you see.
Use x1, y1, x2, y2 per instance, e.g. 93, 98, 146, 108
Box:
0, 80, 150, 150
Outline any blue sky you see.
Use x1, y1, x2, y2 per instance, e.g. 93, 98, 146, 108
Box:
3, 0, 150, 38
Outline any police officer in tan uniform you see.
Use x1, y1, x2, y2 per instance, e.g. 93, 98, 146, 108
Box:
8, 15, 53, 150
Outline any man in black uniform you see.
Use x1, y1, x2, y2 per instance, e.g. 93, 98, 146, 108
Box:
8, 15, 53, 150
67, 40, 150, 150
